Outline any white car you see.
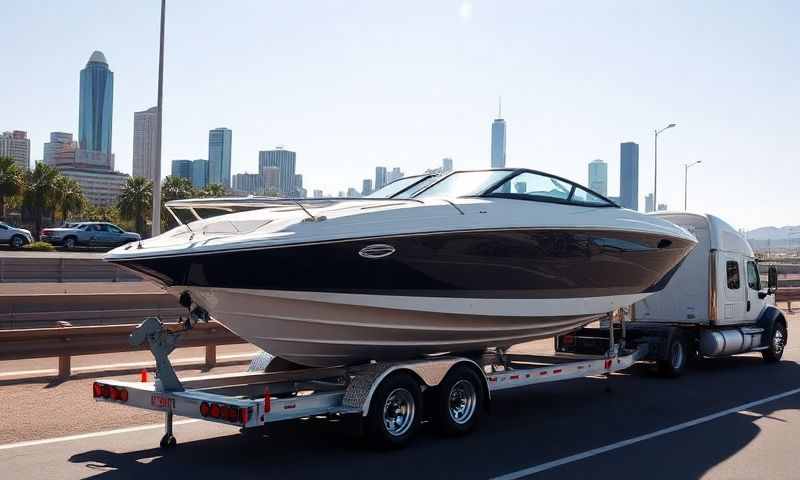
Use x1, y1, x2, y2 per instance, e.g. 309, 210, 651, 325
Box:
0, 221, 34, 249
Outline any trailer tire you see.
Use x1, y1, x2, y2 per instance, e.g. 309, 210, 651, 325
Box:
365, 372, 421, 449
657, 334, 687, 378
435, 365, 484, 436
159, 434, 176, 450
762, 320, 787, 363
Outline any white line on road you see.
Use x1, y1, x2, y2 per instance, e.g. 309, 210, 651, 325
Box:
0, 353, 256, 378
0, 420, 200, 451
492, 386, 800, 480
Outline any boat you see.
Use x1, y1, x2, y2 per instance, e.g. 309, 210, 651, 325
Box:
105, 168, 697, 367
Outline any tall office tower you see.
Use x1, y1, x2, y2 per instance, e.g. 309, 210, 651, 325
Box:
258, 147, 296, 195
644, 193, 655, 213
170, 160, 193, 181
442, 157, 454, 173
0, 131, 31, 170
132, 107, 158, 180
43, 132, 77, 166
620, 142, 639, 210
362, 178, 373, 196
347, 187, 360, 197
262, 166, 280, 193
491, 99, 506, 168
191, 159, 208, 189
208, 128, 232, 188
375, 166, 387, 189
78, 51, 114, 169
294, 174, 303, 194
388, 167, 404, 183
588, 159, 608, 196
232, 172, 265, 194
313, 189, 324, 198
657, 203, 668, 211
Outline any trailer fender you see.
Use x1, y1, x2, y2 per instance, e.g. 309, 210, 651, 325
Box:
756, 306, 788, 348
343, 358, 486, 417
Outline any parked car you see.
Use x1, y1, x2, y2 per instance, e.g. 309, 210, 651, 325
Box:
40, 222, 141, 249
0, 221, 34, 249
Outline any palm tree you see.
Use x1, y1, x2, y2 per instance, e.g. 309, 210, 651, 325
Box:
53, 175, 86, 223
23, 163, 59, 237
0, 156, 24, 220
200, 183, 226, 198
117, 176, 152, 235
161, 176, 196, 232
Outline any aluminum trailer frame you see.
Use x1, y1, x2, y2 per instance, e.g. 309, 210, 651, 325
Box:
93, 315, 645, 449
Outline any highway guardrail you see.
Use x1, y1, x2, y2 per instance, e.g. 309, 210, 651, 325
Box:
0, 321, 246, 378
777, 287, 800, 311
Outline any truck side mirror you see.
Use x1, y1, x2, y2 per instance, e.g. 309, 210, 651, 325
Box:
767, 265, 778, 294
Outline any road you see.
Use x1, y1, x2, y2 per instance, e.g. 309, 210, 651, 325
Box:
1, 320, 799, 479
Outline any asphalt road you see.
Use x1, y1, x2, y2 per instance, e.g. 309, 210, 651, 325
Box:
1, 329, 799, 479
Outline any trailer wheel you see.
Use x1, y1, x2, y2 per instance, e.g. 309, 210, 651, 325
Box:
657, 334, 687, 378
435, 365, 484, 436
159, 433, 176, 450
366, 372, 421, 449
762, 321, 787, 363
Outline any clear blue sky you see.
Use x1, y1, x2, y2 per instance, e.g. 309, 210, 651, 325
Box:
2, 1, 797, 229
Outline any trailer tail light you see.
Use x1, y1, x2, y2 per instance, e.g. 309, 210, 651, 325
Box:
119, 389, 128, 402
93, 383, 127, 403
264, 387, 271, 414
562, 334, 575, 346
101, 385, 111, 399
199, 402, 247, 424
200, 402, 210, 417
210, 403, 221, 419
93, 382, 102, 398
110, 387, 120, 401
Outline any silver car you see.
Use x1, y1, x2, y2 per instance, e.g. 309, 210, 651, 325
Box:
0, 221, 34, 249
40, 222, 141, 249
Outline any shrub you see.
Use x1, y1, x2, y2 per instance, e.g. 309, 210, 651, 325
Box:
23, 241, 56, 252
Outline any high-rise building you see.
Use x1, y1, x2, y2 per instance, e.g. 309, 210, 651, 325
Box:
59, 168, 128, 207
191, 159, 208, 189
375, 166, 387, 189
208, 128, 232, 188
43, 132, 76, 166
171, 160, 193, 181
258, 148, 297, 196
78, 51, 114, 169
657, 203, 668, 211
0, 131, 30, 170
588, 159, 608, 196
132, 107, 158, 181
644, 193, 655, 213
232, 172, 265, 194
442, 157, 454, 173
620, 142, 639, 210
362, 179, 373, 196
388, 167, 404, 183
313, 189, 324, 198
491, 100, 506, 168
262, 166, 280, 193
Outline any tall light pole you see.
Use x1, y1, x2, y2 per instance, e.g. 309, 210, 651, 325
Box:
653, 123, 676, 209
683, 160, 702, 210
152, 0, 166, 237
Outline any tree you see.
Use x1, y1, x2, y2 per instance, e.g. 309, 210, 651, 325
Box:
117, 176, 152, 235
161, 175, 196, 231
23, 163, 59, 237
53, 175, 86, 223
200, 183, 225, 198
0, 156, 24, 220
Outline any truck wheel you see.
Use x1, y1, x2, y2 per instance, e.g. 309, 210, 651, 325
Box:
366, 372, 421, 449
762, 321, 787, 363
657, 334, 687, 378
436, 365, 484, 436
63, 236, 76, 249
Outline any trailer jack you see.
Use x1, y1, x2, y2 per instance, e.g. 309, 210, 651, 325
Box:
129, 317, 184, 392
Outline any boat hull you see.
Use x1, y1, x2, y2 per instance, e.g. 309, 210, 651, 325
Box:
180, 287, 650, 367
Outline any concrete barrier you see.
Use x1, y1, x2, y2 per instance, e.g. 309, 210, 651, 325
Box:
0, 252, 140, 283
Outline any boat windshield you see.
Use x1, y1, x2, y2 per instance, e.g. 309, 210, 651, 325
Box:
414, 170, 511, 198
367, 175, 430, 198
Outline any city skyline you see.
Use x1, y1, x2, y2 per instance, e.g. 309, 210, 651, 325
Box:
2, 2, 798, 228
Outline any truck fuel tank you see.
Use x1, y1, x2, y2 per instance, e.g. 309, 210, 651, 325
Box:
699, 327, 763, 357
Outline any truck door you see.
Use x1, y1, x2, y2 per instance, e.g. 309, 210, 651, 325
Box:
744, 259, 764, 323
719, 254, 745, 324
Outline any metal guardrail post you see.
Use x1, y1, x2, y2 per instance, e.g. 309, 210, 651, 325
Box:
58, 355, 71, 378
0, 257, 5, 282
205, 344, 216, 368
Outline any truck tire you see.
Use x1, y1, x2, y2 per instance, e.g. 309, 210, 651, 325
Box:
365, 372, 421, 449
762, 321, 787, 363
657, 334, 688, 378
435, 365, 484, 436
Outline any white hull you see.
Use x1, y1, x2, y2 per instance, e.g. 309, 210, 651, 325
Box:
181, 287, 651, 367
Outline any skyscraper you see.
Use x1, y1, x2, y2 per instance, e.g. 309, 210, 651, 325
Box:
258, 148, 296, 196
262, 166, 280, 193
78, 51, 113, 158
232, 172, 264, 194
375, 166, 387, 189
442, 157, 453, 173
620, 142, 639, 210
347, 187, 361, 197
43, 132, 76, 166
362, 178, 373, 196
191, 159, 208, 189
171, 160, 192, 181
313, 189, 324, 198
644, 193, 655, 213
491, 99, 506, 168
208, 128, 232, 188
0, 131, 30, 170
132, 107, 158, 181
588, 159, 608, 196
388, 167, 404, 183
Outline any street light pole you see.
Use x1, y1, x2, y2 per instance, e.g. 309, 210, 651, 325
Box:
683, 160, 702, 211
152, 0, 166, 237
653, 123, 677, 209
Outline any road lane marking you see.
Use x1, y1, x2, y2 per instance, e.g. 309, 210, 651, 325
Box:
0, 353, 257, 378
0, 420, 200, 451
492, 386, 800, 480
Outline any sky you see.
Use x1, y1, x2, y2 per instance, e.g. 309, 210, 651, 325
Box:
1, 0, 798, 229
